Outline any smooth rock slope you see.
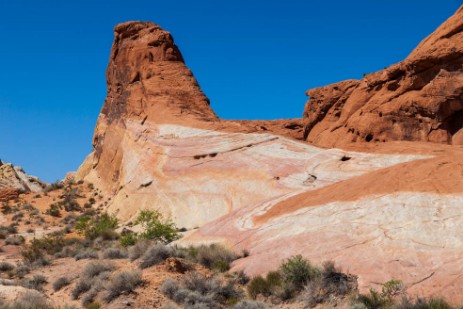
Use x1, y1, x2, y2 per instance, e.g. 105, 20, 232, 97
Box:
77, 7, 463, 303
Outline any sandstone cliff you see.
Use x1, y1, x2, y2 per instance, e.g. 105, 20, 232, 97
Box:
303, 6, 463, 147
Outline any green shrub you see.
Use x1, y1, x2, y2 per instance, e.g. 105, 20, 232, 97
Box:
280, 255, 319, 289
247, 276, 269, 299
46, 204, 61, 217
119, 232, 137, 247
75, 213, 118, 240
135, 210, 179, 243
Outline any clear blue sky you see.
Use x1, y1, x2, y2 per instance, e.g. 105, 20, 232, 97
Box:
0, 0, 461, 182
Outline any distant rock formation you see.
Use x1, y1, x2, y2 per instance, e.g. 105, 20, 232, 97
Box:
0, 160, 46, 202
303, 6, 463, 147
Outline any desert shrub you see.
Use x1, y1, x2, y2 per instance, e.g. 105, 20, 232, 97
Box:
381, 279, 404, 299
280, 255, 320, 289
83, 262, 114, 279
104, 270, 143, 302
5, 235, 25, 246
75, 213, 118, 240
81, 278, 106, 307
74, 249, 99, 260
21, 274, 47, 291
85, 302, 101, 309
182, 244, 238, 272
128, 239, 154, 261
12, 212, 24, 221
102, 247, 128, 259
53, 276, 71, 291
233, 300, 268, 309
15, 264, 31, 278
62, 213, 77, 224
5, 225, 18, 234
162, 272, 241, 308
72, 280, 92, 300
46, 204, 61, 217
247, 276, 269, 299
135, 210, 179, 243
0, 231, 7, 239
139, 244, 175, 269
119, 232, 138, 247
0, 261, 15, 272
160, 279, 179, 299
303, 261, 357, 307
232, 270, 250, 285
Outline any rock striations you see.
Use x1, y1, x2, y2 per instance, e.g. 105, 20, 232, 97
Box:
303, 6, 463, 147
77, 6, 463, 303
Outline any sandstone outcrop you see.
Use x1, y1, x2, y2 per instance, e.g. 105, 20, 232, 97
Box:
77, 21, 303, 227
0, 160, 46, 202
303, 6, 463, 147
77, 7, 463, 303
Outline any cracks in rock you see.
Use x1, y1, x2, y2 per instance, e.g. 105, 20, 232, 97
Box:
408, 272, 435, 288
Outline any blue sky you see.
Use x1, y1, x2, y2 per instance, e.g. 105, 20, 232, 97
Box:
0, 0, 461, 182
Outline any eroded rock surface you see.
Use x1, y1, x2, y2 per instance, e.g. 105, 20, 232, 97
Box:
0, 160, 46, 201
303, 6, 463, 147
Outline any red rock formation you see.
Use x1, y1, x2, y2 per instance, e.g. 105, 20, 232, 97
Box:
303, 5, 463, 147
0, 188, 20, 203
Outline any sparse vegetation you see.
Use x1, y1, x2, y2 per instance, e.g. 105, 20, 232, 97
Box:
161, 271, 241, 308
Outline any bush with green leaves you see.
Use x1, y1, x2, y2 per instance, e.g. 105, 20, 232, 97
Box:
135, 210, 179, 243
75, 213, 118, 240
280, 255, 320, 289
119, 231, 137, 247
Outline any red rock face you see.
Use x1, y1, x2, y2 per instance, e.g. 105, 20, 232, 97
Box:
303, 5, 463, 147
0, 188, 20, 203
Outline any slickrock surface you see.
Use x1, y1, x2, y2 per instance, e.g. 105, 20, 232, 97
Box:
78, 7, 463, 303
0, 160, 46, 201
184, 142, 463, 302
303, 6, 463, 147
